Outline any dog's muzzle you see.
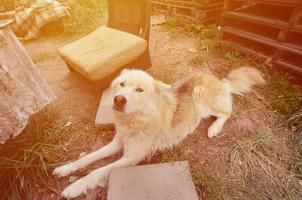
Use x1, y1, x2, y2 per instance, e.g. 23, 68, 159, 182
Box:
113, 95, 127, 112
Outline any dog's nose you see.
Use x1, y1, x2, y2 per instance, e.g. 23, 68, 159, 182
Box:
114, 95, 127, 107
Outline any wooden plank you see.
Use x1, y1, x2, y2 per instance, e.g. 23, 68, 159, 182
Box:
152, 0, 224, 24
151, 1, 170, 6
231, 0, 302, 7
200, 15, 220, 23
273, 6, 302, 64
222, 39, 302, 75
223, 11, 302, 33
203, 5, 223, 12
275, 59, 302, 74
195, 2, 224, 9
151, 0, 194, 7
222, 40, 269, 59
222, 26, 302, 56
170, 4, 195, 10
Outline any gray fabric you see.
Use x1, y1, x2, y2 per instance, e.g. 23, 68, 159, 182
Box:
0, 25, 55, 144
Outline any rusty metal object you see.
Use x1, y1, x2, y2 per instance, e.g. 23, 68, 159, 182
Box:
220, 0, 302, 75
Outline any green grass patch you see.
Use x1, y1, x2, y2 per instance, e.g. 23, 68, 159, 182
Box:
268, 73, 302, 115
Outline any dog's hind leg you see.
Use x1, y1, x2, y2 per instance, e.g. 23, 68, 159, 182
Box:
207, 87, 233, 138
207, 113, 230, 138
61, 140, 151, 199
53, 136, 122, 177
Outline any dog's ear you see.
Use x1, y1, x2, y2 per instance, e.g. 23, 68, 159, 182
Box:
155, 80, 171, 92
121, 68, 129, 74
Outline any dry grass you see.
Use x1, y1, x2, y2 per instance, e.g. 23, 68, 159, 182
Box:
61, 0, 107, 35
229, 131, 302, 200
0, 108, 72, 200
288, 108, 302, 175
185, 131, 302, 200
147, 24, 302, 200
2, 11, 302, 199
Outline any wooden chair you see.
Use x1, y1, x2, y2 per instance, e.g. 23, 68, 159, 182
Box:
59, 0, 151, 83
107, 0, 151, 68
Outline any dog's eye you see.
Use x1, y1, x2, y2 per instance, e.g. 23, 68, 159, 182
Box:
136, 88, 144, 93
120, 82, 125, 87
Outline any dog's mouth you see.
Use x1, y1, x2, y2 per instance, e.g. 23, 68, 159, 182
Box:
112, 105, 125, 113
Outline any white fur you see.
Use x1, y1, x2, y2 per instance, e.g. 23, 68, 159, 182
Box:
53, 67, 265, 198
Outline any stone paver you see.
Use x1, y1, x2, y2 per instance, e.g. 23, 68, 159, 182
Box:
95, 88, 115, 126
107, 161, 199, 200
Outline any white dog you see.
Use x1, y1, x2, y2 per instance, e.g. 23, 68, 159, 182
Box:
53, 67, 265, 198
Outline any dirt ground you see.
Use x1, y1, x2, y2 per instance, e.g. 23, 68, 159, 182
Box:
9, 19, 301, 200
23, 24, 207, 199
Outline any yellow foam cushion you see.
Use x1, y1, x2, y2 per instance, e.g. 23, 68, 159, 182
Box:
58, 26, 147, 81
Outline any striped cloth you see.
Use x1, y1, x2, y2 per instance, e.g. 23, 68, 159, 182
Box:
11, 0, 69, 40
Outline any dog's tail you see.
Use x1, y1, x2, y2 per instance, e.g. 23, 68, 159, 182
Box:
225, 67, 266, 95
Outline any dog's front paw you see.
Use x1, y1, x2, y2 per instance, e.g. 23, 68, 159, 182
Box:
52, 164, 76, 177
207, 126, 221, 138
61, 175, 101, 199
62, 180, 86, 199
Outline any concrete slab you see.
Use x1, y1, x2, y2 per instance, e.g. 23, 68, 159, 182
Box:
107, 161, 199, 200
95, 88, 115, 126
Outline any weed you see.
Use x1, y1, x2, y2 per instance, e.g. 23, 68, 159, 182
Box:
0, 109, 71, 200
269, 72, 294, 91
62, 0, 105, 35
272, 92, 302, 115
199, 38, 218, 50
166, 17, 177, 28
159, 149, 183, 163
191, 160, 205, 185
268, 73, 302, 115
269, 74, 302, 175
191, 53, 208, 66
190, 27, 220, 68
198, 27, 219, 49
151, 10, 161, 16
224, 50, 244, 63
296, 162, 302, 174
200, 26, 219, 40
186, 22, 204, 33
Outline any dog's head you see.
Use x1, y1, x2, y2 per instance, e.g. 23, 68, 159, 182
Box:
110, 69, 171, 115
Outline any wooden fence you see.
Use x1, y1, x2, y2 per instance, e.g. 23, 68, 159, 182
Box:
220, 0, 302, 75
